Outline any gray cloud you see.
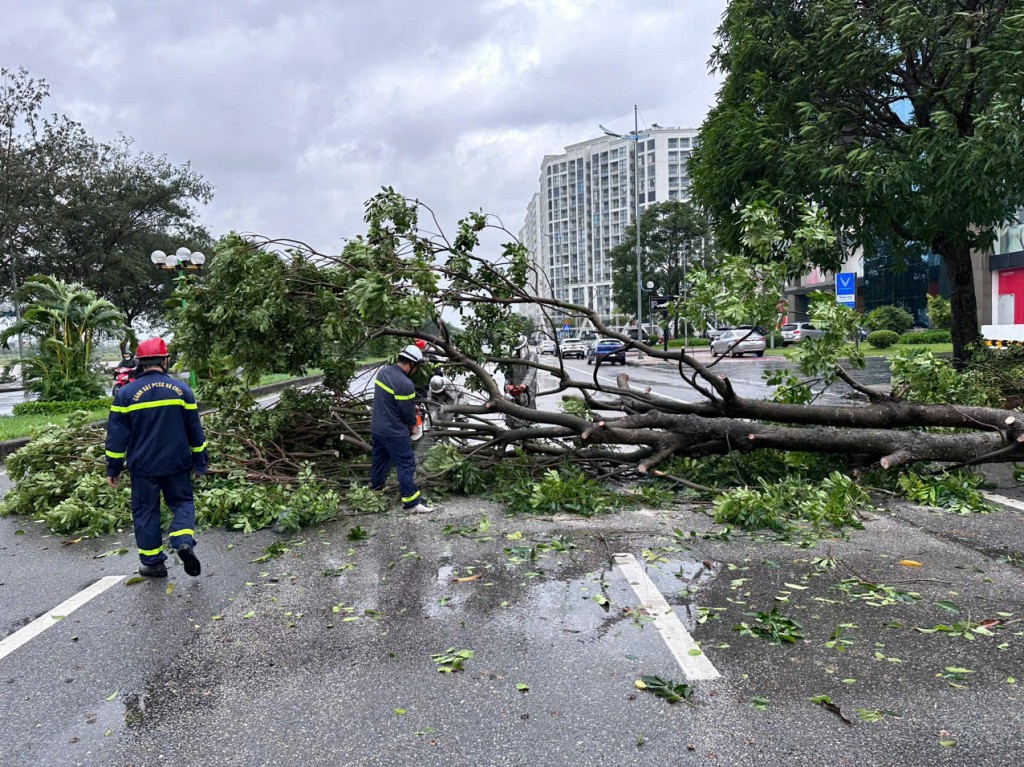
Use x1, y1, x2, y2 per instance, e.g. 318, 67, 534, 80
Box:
4, 0, 725, 251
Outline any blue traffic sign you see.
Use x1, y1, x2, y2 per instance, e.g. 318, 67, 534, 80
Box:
836, 272, 856, 308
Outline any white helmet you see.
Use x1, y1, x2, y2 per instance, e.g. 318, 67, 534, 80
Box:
397, 344, 424, 364
515, 334, 529, 351
429, 375, 447, 394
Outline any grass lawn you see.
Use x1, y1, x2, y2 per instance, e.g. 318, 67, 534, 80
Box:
0, 408, 109, 442
255, 370, 324, 386
764, 342, 953, 358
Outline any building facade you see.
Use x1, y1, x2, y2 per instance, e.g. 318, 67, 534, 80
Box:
520, 127, 700, 328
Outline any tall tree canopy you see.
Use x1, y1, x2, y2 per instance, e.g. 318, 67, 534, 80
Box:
0, 67, 213, 326
690, 0, 1024, 362
608, 200, 711, 332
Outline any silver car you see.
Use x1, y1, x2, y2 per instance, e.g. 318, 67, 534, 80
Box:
710, 329, 766, 358
780, 322, 825, 345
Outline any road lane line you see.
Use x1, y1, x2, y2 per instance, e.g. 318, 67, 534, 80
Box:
983, 492, 1024, 513
613, 552, 720, 681
0, 575, 125, 661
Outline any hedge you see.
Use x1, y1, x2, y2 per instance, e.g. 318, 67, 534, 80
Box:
898, 329, 952, 344
11, 398, 113, 416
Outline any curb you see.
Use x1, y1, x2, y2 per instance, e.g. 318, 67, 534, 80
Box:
0, 374, 327, 465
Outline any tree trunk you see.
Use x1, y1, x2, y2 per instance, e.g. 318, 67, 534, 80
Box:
935, 239, 981, 367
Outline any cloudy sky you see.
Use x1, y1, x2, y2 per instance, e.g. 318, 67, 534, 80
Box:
3, 0, 727, 252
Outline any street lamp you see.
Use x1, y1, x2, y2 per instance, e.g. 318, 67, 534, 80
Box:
600, 105, 649, 354
150, 247, 205, 386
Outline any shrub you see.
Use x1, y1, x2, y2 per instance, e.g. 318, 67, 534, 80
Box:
926, 294, 952, 330
898, 329, 952, 344
865, 305, 914, 334
866, 330, 900, 348
11, 398, 111, 416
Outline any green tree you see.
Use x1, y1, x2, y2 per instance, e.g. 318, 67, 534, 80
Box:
691, 0, 1024, 364
0, 275, 126, 400
0, 68, 213, 328
608, 201, 711, 335
27, 135, 213, 325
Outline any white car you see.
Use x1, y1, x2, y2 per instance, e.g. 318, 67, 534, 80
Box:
557, 337, 587, 359
539, 339, 557, 355
710, 329, 766, 358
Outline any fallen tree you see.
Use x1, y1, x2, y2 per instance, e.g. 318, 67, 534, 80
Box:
3, 193, 1020, 537
175, 192, 1024, 472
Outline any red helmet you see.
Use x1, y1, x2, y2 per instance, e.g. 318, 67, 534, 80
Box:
136, 337, 169, 358
414, 339, 427, 350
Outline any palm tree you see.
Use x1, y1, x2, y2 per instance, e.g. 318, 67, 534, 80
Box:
0, 275, 127, 400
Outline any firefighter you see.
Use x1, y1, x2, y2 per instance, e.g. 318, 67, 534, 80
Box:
370, 344, 433, 514
105, 337, 208, 578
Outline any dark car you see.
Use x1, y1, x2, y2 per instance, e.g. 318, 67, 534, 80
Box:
586, 338, 627, 366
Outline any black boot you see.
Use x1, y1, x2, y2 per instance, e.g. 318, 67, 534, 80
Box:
177, 543, 201, 577
138, 562, 168, 578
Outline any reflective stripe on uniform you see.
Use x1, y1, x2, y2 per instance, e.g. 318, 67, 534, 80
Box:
401, 490, 421, 503
169, 529, 194, 538
112, 399, 196, 414
375, 379, 415, 400
139, 545, 163, 556
190, 441, 207, 453
105, 450, 127, 459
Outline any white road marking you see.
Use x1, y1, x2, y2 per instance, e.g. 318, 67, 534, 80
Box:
983, 492, 1024, 513
0, 575, 125, 662
613, 552, 720, 681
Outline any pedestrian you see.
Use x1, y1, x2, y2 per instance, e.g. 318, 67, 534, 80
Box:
370, 344, 434, 514
105, 337, 208, 578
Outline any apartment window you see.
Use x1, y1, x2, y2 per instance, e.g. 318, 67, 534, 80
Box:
647, 191, 656, 202
668, 138, 678, 148
648, 179, 656, 190
646, 139, 654, 151
669, 164, 678, 175
679, 138, 690, 148
668, 151, 678, 161
669, 190, 679, 200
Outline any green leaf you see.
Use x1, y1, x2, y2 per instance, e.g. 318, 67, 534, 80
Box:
124, 576, 145, 586
935, 600, 961, 614
516, 683, 529, 692
637, 675, 694, 704
104, 690, 118, 701
393, 708, 407, 716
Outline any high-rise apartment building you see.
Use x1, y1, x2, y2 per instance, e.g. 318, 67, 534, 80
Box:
519, 126, 700, 326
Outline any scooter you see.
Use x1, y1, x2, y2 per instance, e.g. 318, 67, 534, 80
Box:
112, 366, 137, 396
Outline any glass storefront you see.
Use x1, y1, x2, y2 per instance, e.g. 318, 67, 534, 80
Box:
861, 241, 947, 325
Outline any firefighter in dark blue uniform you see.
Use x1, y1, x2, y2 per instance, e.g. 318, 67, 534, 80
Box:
105, 337, 208, 578
370, 344, 433, 514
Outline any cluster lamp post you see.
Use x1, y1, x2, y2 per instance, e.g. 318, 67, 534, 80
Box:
150, 247, 205, 387
600, 105, 649, 356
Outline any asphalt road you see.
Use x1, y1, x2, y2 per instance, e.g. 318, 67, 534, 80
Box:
1, 361, 1022, 767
